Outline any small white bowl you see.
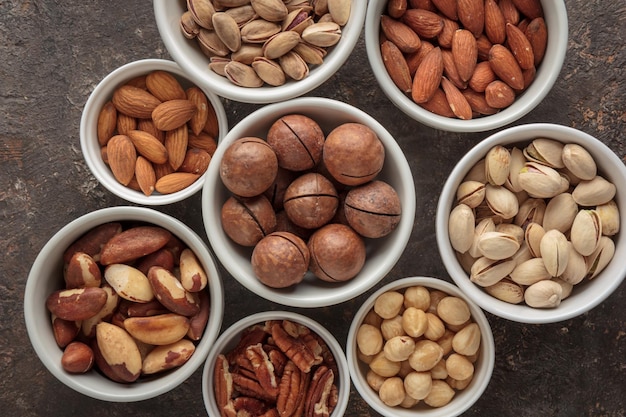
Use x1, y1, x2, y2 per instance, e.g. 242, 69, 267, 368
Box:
365, 0, 568, 132
80, 58, 228, 205
347, 276, 495, 417
24, 206, 224, 402
436, 123, 626, 323
153, 0, 366, 104
202, 311, 350, 417
201, 97, 416, 308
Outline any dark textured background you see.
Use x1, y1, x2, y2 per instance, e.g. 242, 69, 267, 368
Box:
1, 0, 624, 416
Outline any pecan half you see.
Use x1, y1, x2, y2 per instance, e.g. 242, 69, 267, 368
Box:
271, 322, 319, 373
304, 366, 334, 417
232, 371, 277, 403
265, 344, 288, 377
233, 396, 270, 416
214, 354, 236, 417
246, 343, 280, 398
227, 325, 268, 364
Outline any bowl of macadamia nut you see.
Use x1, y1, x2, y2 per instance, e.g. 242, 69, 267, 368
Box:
153, 0, 366, 104
347, 276, 495, 417
436, 123, 626, 324
202, 310, 350, 417
24, 206, 224, 401
365, 0, 568, 132
80, 59, 228, 205
202, 96, 416, 308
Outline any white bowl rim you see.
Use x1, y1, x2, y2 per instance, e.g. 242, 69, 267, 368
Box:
24, 206, 224, 401
436, 123, 626, 323
201, 96, 416, 308
79, 58, 228, 205
202, 310, 350, 416
346, 276, 496, 417
365, 0, 569, 132
153, 0, 367, 104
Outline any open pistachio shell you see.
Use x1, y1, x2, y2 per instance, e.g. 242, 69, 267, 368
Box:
518, 162, 565, 199
562, 143, 597, 181
485, 145, 511, 186
514, 198, 546, 229
539, 229, 569, 277
560, 242, 587, 285
485, 184, 519, 220
504, 147, 526, 193
570, 209, 602, 256
523, 138, 565, 168
456, 180, 486, 208
495, 223, 524, 245
596, 200, 620, 236
543, 192, 578, 233
585, 236, 615, 279
468, 218, 496, 258
470, 256, 516, 287
510, 257, 551, 286
524, 222, 545, 258
572, 176, 616, 207
524, 280, 563, 308
449, 203, 475, 253
484, 278, 524, 304
477, 231, 521, 260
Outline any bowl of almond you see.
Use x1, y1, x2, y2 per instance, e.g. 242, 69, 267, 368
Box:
80, 59, 228, 205
365, 0, 568, 132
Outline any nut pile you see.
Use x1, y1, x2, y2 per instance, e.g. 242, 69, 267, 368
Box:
380, 0, 548, 119
219, 114, 402, 288
46, 222, 212, 382
97, 70, 219, 195
356, 286, 482, 409
213, 320, 339, 416
449, 138, 619, 308
180, 0, 351, 87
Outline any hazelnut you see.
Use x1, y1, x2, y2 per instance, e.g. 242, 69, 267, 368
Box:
408, 340, 444, 372
307, 223, 366, 282
446, 353, 474, 381
345, 180, 402, 238
266, 114, 325, 171
323, 123, 385, 186
423, 380, 455, 408
221, 195, 276, 246
379, 377, 406, 406
403, 371, 433, 400
380, 315, 405, 340
384, 336, 416, 362
401, 307, 427, 338
436, 296, 471, 326
403, 285, 431, 310
220, 137, 278, 197
356, 323, 383, 356
251, 232, 309, 288
369, 351, 401, 377
283, 172, 339, 229
374, 291, 404, 319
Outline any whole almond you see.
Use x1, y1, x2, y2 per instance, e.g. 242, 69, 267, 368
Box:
437, 16, 460, 49
484, 0, 506, 44
521, 66, 537, 91
405, 40, 435, 75
488, 44, 524, 90
127, 129, 169, 164
137, 119, 165, 143
419, 88, 455, 117
116, 113, 137, 136
409, 0, 437, 12
135, 156, 157, 196
512, 0, 543, 19
441, 77, 472, 120
202, 102, 220, 138
476, 34, 493, 61
462, 89, 499, 115
401, 9, 444, 39
186, 87, 210, 135
485, 80, 516, 108
97, 101, 117, 146
525, 17, 548, 66
506, 22, 534, 70
146, 70, 187, 102
165, 125, 189, 170
469, 61, 496, 92
180, 148, 212, 175
155, 172, 201, 194
154, 162, 175, 180
381, 40, 413, 94
499, 0, 520, 25
411, 46, 444, 103
112, 85, 162, 119
432, 0, 458, 20
152, 99, 197, 131
387, 0, 408, 19
188, 132, 218, 155
107, 134, 137, 186
381, 15, 421, 53
451, 29, 477, 82
457, 0, 484, 38
442, 49, 467, 89
125, 75, 148, 89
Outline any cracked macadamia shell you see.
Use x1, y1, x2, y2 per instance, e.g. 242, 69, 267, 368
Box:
308, 223, 366, 282
219, 137, 278, 197
221, 195, 277, 247
283, 172, 339, 229
345, 180, 402, 238
266, 114, 325, 171
251, 232, 310, 288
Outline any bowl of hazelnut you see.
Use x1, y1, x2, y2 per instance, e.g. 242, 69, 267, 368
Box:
202, 311, 350, 416
24, 206, 224, 401
436, 123, 626, 323
153, 0, 366, 104
365, 0, 568, 132
202, 96, 416, 307
80, 58, 228, 205
347, 276, 495, 417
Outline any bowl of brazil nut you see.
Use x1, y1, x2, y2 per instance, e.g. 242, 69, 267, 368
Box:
203, 310, 350, 416
24, 206, 224, 401
436, 123, 626, 324
347, 276, 495, 417
153, 0, 366, 104
80, 58, 228, 205
202, 96, 416, 307
365, 0, 568, 132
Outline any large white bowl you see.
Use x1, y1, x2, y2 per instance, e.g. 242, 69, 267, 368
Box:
202, 97, 416, 308
365, 0, 569, 132
436, 123, 626, 323
80, 59, 228, 205
153, 0, 366, 104
202, 311, 350, 416
24, 206, 224, 402
347, 276, 495, 417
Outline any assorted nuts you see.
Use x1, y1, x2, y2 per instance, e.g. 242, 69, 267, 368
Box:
213, 319, 339, 416
356, 285, 482, 409
46, 222, 213, 381
97, 70, 219, 195
449, 138, 619, 308
219, 114, 402, 288
379, 0, 548, 119
181, 0, 352, 87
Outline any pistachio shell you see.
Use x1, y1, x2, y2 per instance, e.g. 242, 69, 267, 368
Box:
572, 176, 616, 206
585, 236, 615, 279
571, 209, 602, 256
518, 162, 565, 198
470, 256, 516, 287
187, 0, 216, 29
524, 280, 563, 308
495, 223, 524, 245
251, 0, 289, 22
562, 143, 597, 181
252, 56, 286, 86
224, 61, 265, 87
282, 8, 314, 33
180, 11, 201, 39
231, 43, 264, 64
279, 50, 309, 80
514, 198, 546, 228
468, 218, 496, 258
485, 145, 511, 186
262, 30, 301, 59
596, 200, 620, 236
539, 229, 569, 277
485, 184, 519, 219
477, 231, 521, 260
456, 250, 476, 274
523, 138, 565, 168
241, 19, 282, 43
510, 257, 551, 285
504, 147, 526, 192
474, 201, 505, 225
209, 57, 231, 76
464, 159, 487, 183
484, 278, 524, 304
524, 222, 545, 258
560, 242, 587, 285
197, 28, 230, 56
225, 5, 257, 27
449, 203, 475, 253
212, 11, 242, 51
301, 21, 342, 47
293, 42, 326, 65
542, 193, 578, 233
328, 0, 351, 25
511, 242, 533, 266
456, 180, 486, 208
553, 277, 574, 300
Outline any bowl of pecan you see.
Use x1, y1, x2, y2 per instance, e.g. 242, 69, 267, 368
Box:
365, 0, 568, 132
202, 310, 349, 416
24, 206, 224, 401
153, 0, 366, 104
80, 58, 228, 205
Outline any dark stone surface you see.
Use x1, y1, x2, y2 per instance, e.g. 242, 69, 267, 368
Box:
1, 0, 624, 416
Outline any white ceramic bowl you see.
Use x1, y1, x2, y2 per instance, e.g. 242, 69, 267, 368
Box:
24, 206, 224, 402
202, 311, 350, 416
202, 97, 416, 308
347, 276, 495, 417
436, 123, 626, 323
153, 0, 366, 104
365, 0, 568, 132
80, 59, 228, 205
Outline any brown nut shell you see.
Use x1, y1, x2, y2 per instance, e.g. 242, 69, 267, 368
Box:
220, 137, 279, 197
344, 180, 402, 238
221, 195, 277, 246
251, 231, 310, 288
308, 223, 366, 282
267, 114, 325, 171
283, 172, 339, 229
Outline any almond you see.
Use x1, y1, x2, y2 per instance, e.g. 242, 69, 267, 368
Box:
202, 102, 220, 138
525, 17, 548, 66
511, 0, 543, 19
468, 61, 496, 92
457, 0, 484, 38
432, 0, 458, 20
106, 134, 137, 186
381, 40, 413, 94
154, 162, 175, 181
451, 29, 477, 82
442, 49, 467, 89
155, 172, 200, 194
165, 125, 189, 170
127, 129, 169, 164
135, 156, 156, 196
476, 34, 493, 61
112, 85, 162, 119
499, 0, 520, 25
137, 118, 165, 143
401, 9, 444, 39
188, 132, 218, 156
152, 99, 197, 131
485, 80, 516, 108
462, 88, 499, 115
405, 40, 434, 75
180, 148, 212, 175
437, 16, 460, 49
409, 0, 437, 12
441, 77, 472, 120
97, 101, 117, 146
146, 70, 187, 101
484, 0, 506, 44
521, 66, 537, 91
506, 22, 534, 70
411, 46, 443, 103
387, 0, 408, 19
419, 88, 455, 117
381, 15, 421, 54
116, 113, 137, 136
186, 87, 210, 135
488, 44, 524, 90
125, 75, 148, 89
